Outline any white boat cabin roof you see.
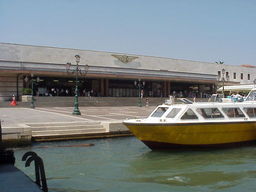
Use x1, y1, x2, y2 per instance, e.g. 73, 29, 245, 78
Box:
124, 89, 256, 124
144, 101, 256, 124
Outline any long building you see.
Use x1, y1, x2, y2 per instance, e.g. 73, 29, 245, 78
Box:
0, 43, 255, 101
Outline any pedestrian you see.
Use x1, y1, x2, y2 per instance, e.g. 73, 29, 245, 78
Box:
140, 90, 144, 98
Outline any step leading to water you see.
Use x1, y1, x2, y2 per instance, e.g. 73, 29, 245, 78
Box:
29, 121, 107, 141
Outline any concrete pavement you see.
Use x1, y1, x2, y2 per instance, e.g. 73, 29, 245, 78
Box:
0, 106, 155, 144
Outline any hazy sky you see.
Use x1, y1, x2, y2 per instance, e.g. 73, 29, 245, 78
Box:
0, 0, 255, 65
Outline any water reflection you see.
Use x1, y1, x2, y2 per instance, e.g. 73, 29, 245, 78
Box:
13, 137, 256, 192
49, 187, 100, 192
128, 147, 256, 190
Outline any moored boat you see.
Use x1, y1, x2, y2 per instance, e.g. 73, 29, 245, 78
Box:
123, 89, 256, 150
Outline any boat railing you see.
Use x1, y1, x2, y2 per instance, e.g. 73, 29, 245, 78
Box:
164, 96, 228, 105
177, 98, 194, 104
245, 89, 256, 101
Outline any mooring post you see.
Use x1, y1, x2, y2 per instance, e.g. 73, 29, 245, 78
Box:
0, 120, 2, 149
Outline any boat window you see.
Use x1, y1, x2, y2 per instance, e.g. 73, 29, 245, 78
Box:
181, 109, 198, 120
196, 108, 224, 119
245, 90, 256, 101
244, 108, 256, 118
222, 108, 245, 118
166, 108, 181, 118
151, 107, 168, 117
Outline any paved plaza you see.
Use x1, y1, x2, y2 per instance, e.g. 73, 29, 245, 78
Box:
0, 106, 155, 142
0, 106, 155, 128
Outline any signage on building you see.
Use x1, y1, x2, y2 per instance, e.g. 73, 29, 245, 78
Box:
112, 54, 138, 63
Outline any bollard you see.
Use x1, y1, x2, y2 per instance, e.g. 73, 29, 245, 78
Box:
0, 120, 2, 147
146, 98, 149, 107
10, 95, 17, 106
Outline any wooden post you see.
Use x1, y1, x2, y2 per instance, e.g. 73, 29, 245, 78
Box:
105, 79, 109, 96
167, 81, 170, 97
100, 79, 104, 97
163, 81, 167, 97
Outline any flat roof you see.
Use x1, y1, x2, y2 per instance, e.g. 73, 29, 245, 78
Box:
0, 42, 217, 76
218, 84, 256, 91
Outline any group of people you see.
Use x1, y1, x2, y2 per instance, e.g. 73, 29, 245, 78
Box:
37, 88, 98, 97
230, 92, 245, 102
171, 90, 212, 98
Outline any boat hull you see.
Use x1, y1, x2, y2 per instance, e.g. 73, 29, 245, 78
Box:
124, 121, 256, 150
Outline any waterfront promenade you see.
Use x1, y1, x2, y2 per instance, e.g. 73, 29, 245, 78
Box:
0, 106, 155, 144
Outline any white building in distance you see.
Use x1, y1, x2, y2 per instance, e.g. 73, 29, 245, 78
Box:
0, 43, 255, 101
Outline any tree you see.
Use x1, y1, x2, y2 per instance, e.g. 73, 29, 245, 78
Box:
215, 61, 224, 65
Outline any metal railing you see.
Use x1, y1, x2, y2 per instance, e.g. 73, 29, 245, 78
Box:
22, 151, 48, 192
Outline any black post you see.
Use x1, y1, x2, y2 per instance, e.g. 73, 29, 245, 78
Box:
0, 120, 2, 150
16, 74, 22, 101
138, 82, 142, 107
31, 74, 35, 108
72, 61, 81, 115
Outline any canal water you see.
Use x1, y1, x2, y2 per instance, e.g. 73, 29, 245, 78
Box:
14, 137, 256, 192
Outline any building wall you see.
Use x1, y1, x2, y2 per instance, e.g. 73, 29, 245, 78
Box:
0, 43, 255, 85
0, 73, 23, 101
0, 43, 217, 76
0, 43, 255, 102
217, 64, 256, 84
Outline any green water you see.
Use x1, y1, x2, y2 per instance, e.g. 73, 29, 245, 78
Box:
14, 137, 256, 192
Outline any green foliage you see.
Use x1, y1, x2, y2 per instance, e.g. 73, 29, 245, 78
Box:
216, 61, 224, 64
22, 88, 32, 95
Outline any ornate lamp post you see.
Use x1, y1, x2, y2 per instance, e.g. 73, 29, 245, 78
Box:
216, 61, 227, 95
24, 74, 35, 108
222, 68, 225, 95
66, 55, 89, 115
221, 68, 229, 95
134, 79, 145, 107
31, 74, 36, 108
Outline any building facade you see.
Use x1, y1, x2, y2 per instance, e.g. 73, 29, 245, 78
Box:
0, 43, 255, 101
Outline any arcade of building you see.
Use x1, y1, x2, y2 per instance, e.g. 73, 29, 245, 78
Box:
0, 43, 255, 101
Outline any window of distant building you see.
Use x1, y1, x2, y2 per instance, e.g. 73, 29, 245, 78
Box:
233, 72, 236, 79
226, 72, 229, 79
218, 71, 221, 79
241, 73, 243, 80
248, 74, 250, 80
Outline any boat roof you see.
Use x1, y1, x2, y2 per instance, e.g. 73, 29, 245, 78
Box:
160, 101, 255, 108
217, 85, 256, 92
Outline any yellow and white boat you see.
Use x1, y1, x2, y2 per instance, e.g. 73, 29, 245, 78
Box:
123, 90, 256, 150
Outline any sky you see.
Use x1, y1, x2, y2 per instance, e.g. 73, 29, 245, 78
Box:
0, 0, 255, 65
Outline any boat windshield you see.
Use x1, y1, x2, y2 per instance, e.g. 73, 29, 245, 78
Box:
166, 108, 181, 118
151, 107, 168, 117
245, 90, 256, 101
181, 109, 198, 120
196, 108, 224, 119
243, 107, 256, 118
222, 108, 245, 118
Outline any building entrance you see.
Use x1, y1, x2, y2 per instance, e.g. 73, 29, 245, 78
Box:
23, 76, 214, 98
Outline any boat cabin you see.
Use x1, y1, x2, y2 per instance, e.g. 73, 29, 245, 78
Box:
144, 102, 256, 123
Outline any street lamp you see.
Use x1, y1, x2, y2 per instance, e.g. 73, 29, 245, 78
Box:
24, 74, 35, 108
31, 74, 35, 108
216, 61, 227, 95
134, 79, 145, 107
66, 55, 89, 115
222, 68, 225, 95
221, 68, 229, 95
